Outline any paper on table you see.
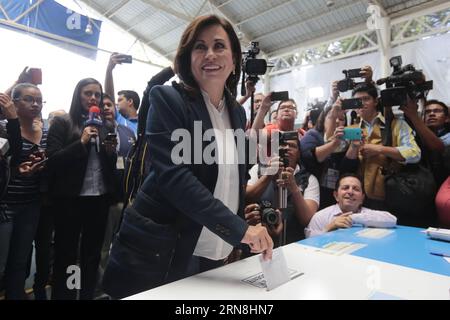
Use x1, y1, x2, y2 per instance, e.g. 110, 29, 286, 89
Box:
318, 241, 366, 255
259, 247, 291, 291
355, 228, 393, 239
444, 257, 450, 264
241, 269, 301, 289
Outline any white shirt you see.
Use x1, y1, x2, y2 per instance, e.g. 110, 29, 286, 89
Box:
79, 144, 107, 196
248, 164, 320, 206
193, 91, 240, 260
305, 204, 397, 238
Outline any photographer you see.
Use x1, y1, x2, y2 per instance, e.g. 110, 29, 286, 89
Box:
401, 98, 449, 228
348, 82, 421, 210
246, 105, 320, 243
300, 103, 361, 209
401, 98, 449, 186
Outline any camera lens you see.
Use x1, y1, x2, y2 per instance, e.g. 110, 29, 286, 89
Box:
261, 207, 279, 226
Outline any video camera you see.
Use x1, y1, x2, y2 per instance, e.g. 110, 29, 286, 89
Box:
241, 42, 267, 89
277, 131, 298, 167
377, 56, 433, 107
259, 200, 279, 226
241, 42, 270, 125
337, 68, 365, 92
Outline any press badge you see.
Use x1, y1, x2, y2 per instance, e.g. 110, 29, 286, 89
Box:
116, 156, 125, 170
324, 168, 340, 189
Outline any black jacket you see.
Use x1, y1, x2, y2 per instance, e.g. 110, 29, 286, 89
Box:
105, 84, 250, 296
46, 114, 117, 198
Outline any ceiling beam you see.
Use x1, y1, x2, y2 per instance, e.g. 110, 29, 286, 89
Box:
79, 0, 170, 65
141, 0, 192, 22
390, 0, 450, 23
269, 22, 369, 58
235, 0, 297, 27
207, 0, 256, 49
145, 23, 185, 45
252, 0, 364, 42
367, 0, 387, 17
216, 0, 235, 9
102, 0, 131, 19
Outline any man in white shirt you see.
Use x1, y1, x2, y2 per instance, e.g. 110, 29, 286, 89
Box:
305, 173, 397, 238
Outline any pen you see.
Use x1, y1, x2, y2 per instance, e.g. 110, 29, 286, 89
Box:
430, 252, 450, 258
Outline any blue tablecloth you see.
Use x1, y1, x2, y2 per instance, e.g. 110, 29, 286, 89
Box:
299, 226, 450, 277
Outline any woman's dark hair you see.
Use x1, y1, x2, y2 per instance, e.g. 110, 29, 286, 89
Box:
174, 15, 242, 97
69, 78, 103, 132
314, 106, 334, 134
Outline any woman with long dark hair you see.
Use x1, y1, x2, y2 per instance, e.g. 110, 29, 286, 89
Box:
47, 78, 117, 300
103, 15, 273, 299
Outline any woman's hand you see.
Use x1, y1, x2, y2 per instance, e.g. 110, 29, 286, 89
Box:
18, 160, 44, 177
81, 126, 98, 145
241, 224, 273, 261
0, 93, 17, 119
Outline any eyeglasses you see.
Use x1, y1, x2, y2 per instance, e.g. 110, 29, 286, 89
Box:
14, 95, 45, 105
424, 109, 445, 115
83, 91, 101, 99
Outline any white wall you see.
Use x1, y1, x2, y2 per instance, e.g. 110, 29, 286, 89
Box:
269, 32, 450, 122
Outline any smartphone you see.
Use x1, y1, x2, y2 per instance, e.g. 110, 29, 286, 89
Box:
105, 133, 117, 141
342, 98, 363, 110
33, 157, 48, 166
271, 91, 289, 101
346, 68, 362, 78
343, 127, 362, 141
29, 68, 42, 85
119, 55, 132, 64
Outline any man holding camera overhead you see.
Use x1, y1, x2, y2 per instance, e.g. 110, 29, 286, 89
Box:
246, 99, 320, 245
346, 83, 421, 211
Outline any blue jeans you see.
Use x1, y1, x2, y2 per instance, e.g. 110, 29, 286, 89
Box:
2, 201, 41, 299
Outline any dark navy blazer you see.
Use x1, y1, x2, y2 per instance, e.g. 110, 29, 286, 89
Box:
104, 84, 250, 298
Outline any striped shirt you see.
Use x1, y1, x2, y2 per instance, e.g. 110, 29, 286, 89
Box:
1, 129, 48, 204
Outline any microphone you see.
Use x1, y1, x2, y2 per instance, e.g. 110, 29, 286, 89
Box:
85, 106, 103, 152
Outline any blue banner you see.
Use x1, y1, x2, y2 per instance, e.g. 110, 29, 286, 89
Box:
0, 0, 102, 58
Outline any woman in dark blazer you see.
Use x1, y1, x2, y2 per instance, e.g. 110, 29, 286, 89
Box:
103, 15, 273, 299
47, 78, 117, 300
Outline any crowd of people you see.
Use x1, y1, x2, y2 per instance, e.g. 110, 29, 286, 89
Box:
0, 14, 448, 300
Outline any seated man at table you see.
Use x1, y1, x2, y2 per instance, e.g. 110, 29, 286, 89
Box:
305, 173, 397, 238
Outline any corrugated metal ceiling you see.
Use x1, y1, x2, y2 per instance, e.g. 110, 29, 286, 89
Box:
80, 0, 441, 61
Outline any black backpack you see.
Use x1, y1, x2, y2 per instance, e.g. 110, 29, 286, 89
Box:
381, 115, 437, 227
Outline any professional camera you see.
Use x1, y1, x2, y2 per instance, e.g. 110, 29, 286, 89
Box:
240, 42, 269, 125
377, 56, 433, 107
337, 68, 365, 92
259, 200, 279, 226
242, 42, 267, 82
277, 131, 298, 167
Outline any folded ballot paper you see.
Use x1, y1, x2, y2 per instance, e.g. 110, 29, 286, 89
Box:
241, 248, 302, 291
425, 227, 450, 242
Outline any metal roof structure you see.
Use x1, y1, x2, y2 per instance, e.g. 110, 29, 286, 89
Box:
79, 0, 449, 66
